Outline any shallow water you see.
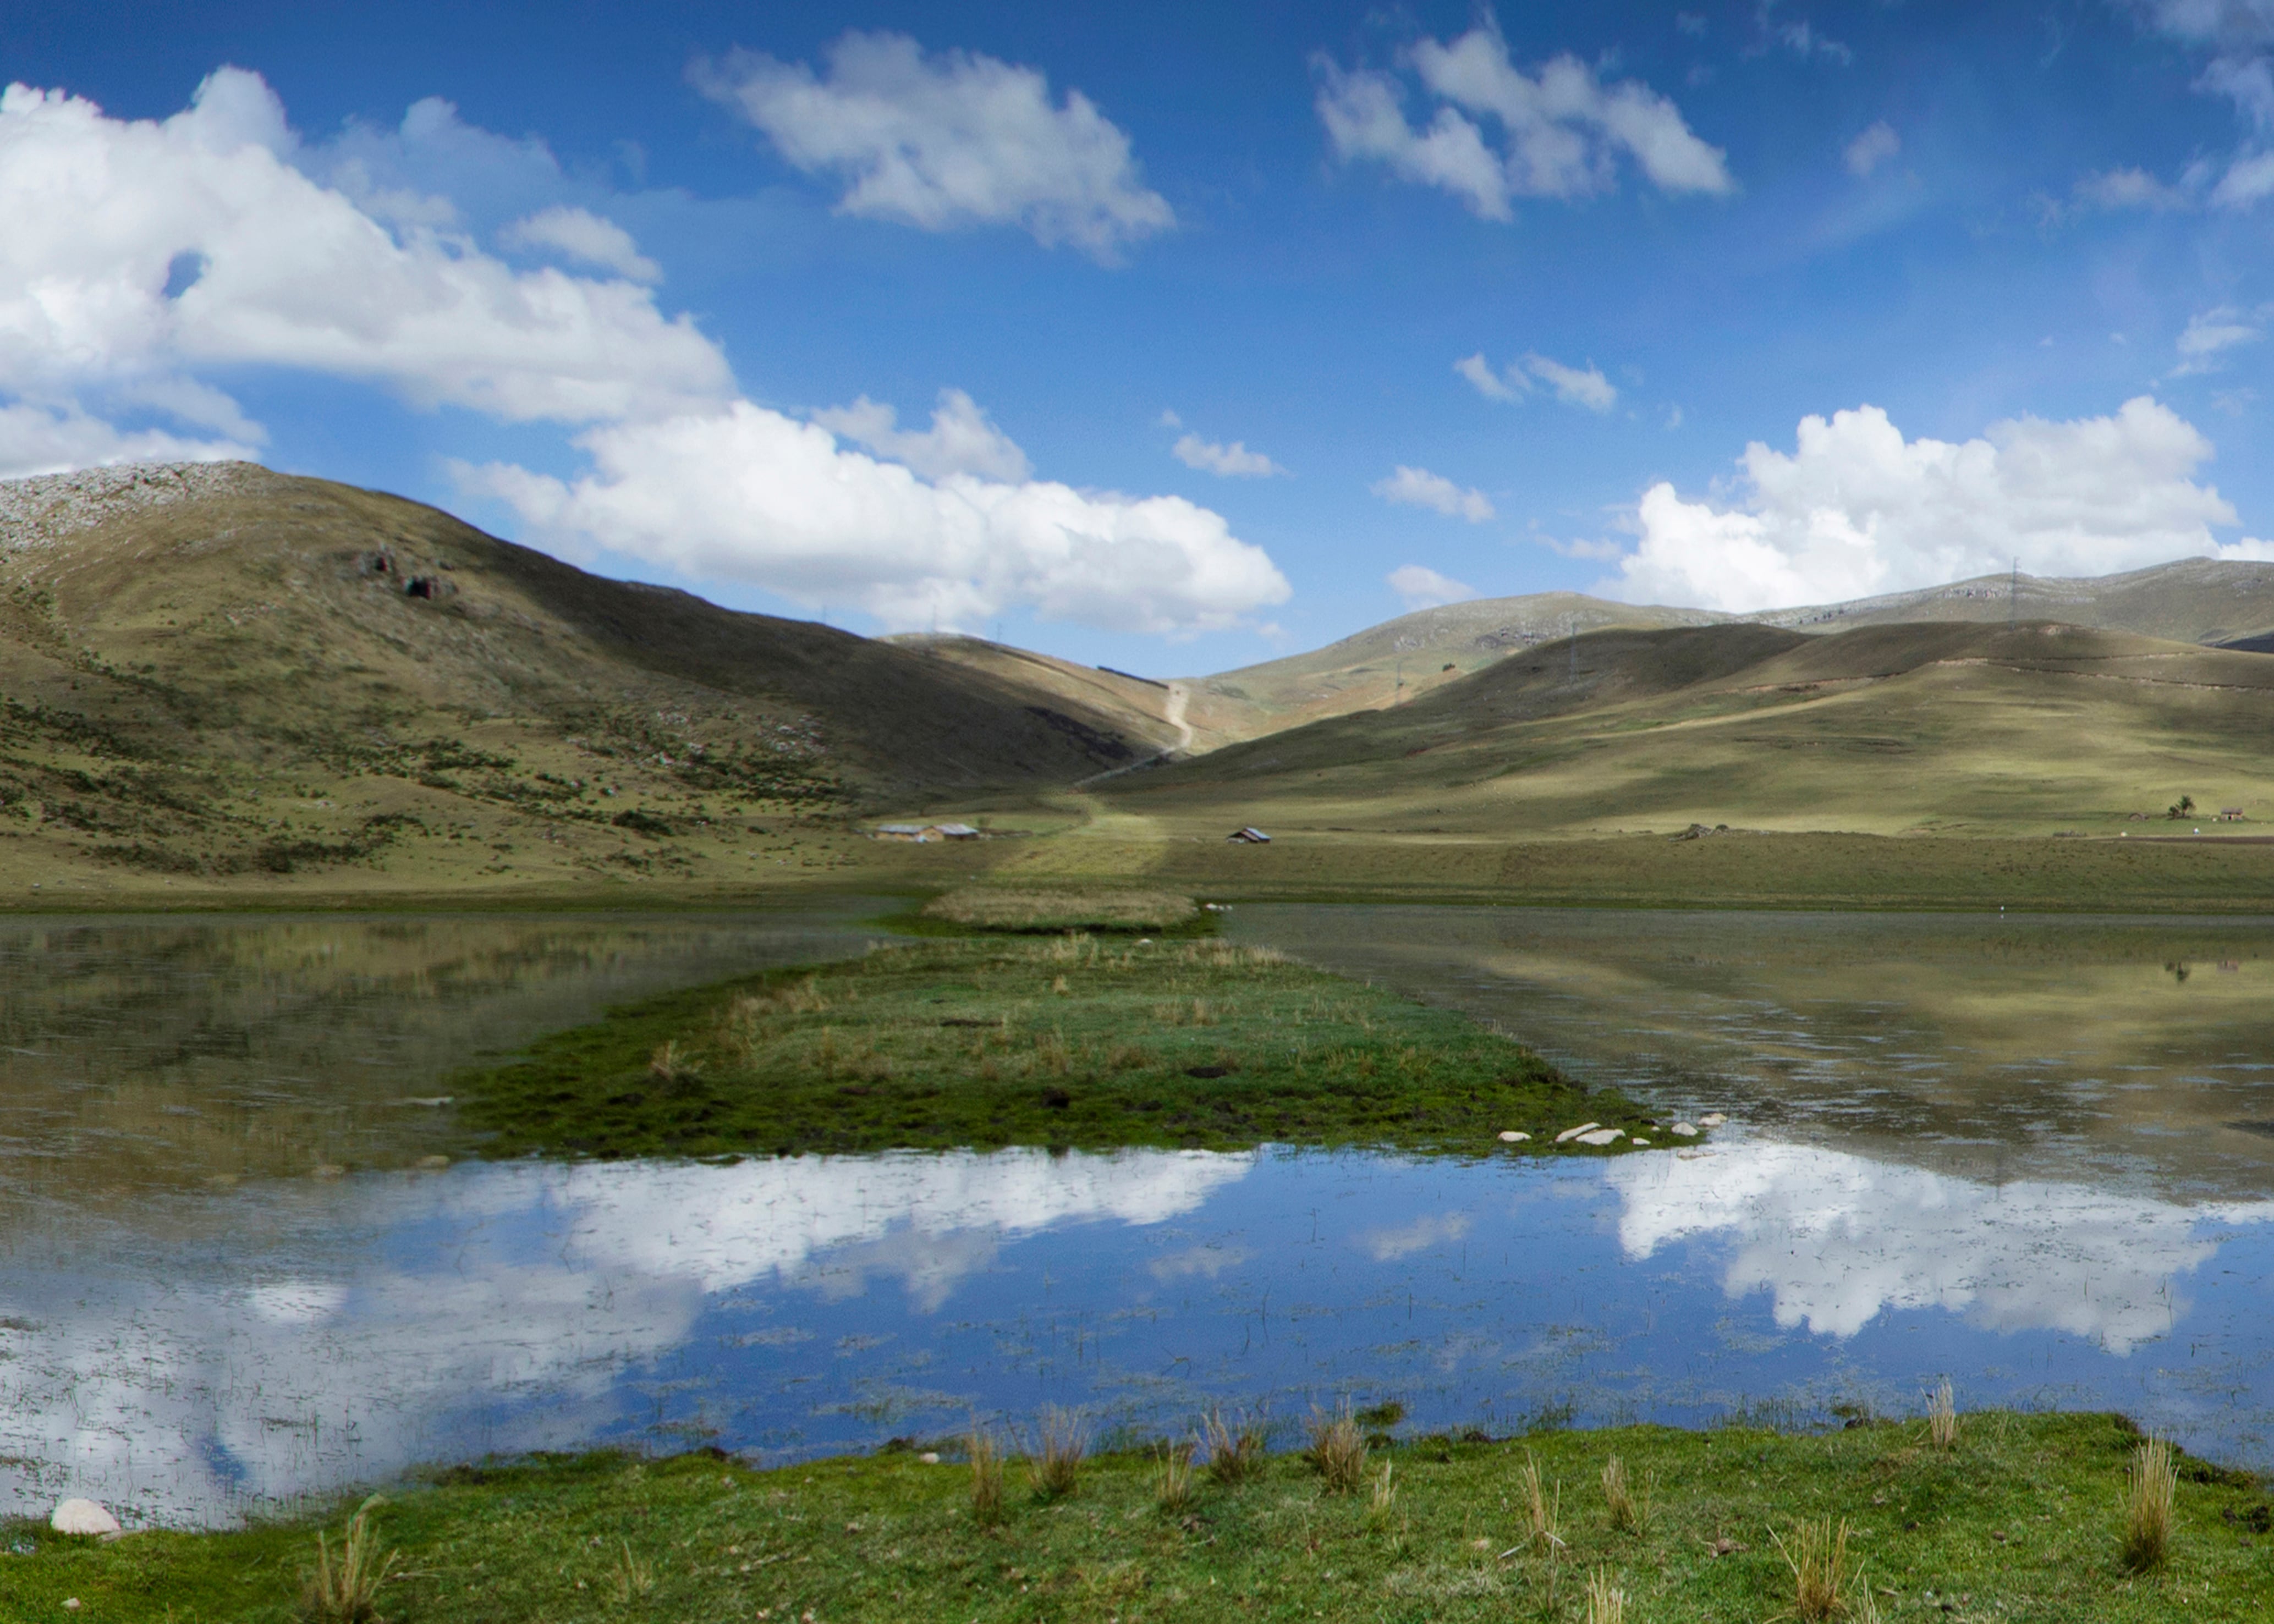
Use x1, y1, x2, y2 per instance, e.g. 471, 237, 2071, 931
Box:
2, 905, 2272, 1527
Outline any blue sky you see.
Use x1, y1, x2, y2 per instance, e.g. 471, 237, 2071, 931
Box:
5, 2, 2274, 675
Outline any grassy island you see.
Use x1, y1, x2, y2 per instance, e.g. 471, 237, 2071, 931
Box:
9, 1411, 2271, 1621
454, 928, 1669, 1159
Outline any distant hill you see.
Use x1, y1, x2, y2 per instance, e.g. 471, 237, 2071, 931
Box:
1107, 618, 2274, 840
0, 463, 1165, 888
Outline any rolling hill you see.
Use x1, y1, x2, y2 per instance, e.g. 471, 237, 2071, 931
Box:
0, 462, 1171, 894
1100, 618, 2274, 842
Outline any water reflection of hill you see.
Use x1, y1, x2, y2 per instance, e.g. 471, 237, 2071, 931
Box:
0, 909, 878, 1209
1233, 905, 2274, 1199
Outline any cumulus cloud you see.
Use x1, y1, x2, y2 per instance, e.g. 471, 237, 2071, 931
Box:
1609, 397, 2260, 612
1170, 432, 1284, 478
1387, 563, 1479, 609
1315, 15, 1731, 221
499, 205, 661, 282
1843, 120, 1899, 177
461, 402, 1292, 635
695, 31, 1173, 262
0, 70, 730, 427
0, 70, 1272, 640
1454, 350, 1617, 411
811, 387, 1032, 481
2173, 305, 2268, 374
1372, 465, 1496, 522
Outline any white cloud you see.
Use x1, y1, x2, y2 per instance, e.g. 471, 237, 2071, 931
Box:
2173, 305, 2267, 374
2118, 2, 2274, 206
1767, 18, 1853, 65
1372, 465, 1495, 522
1387, 563, 1479, 609
0, 401, 252, 480
1170, 432, 1284, 478
499, 205, 661, 282
461, 401, 1292, 636
1609, 396, 2251, 612
1315, 15, 1731, 221
811, 387, 1032, 481
695, 31, 1173, 262
1843, 120, 1899, 178
2213, 147, 2274, 205
1454, 350, 1616, 411
1454, 351, 1520, 401
2076, 164, 2196, 211
1610, 1137, 2274, 1351
0, 70, 731, 430
1522, 351, 1618, 412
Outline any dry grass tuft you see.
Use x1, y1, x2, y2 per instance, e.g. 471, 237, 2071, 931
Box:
1367, 1462, 1397, 1526
1772, 1516, 1853, 1623
304, 1495, 398, 1623
1028, 1406, 1089, 1500
1519, 1450, 1564, 1556
1583, 1566, 1626, 1624
1153, 1440, 1196, 1515
1202, 1406, 1267, 1487
1927, 1379, 1958, 1451
1602, 1453, 1646, 1533
647, 1039, 702, 1085
2120, 1435, 2177, 1572
611, 1539, 655, 1603
1306, 1401, 1368, 1494
967, 1426, 1006, 1525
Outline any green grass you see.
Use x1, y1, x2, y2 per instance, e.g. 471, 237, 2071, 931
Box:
453, 934, 1667, 1159
13, 1414, 2273, 1621
919, 884, 1203, 932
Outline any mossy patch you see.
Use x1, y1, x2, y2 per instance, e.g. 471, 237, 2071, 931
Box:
453, 935, 1665, 1159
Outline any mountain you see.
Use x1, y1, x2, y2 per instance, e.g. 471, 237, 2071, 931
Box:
1103, 618, 2274, 840
0, 463, 1166, 891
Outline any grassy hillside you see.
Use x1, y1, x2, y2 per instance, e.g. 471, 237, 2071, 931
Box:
1110, 620, 2274, 836
0, 464, 1160, 898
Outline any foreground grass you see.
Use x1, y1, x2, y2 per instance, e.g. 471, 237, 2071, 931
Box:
10, 1414, 2272, 1621
457, 934, 1663, 1158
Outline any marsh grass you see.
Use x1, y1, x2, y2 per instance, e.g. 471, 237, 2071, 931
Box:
1153, 1441, 1196, 1516
2121, 1435, 2177, 1572
1519, 1450, 1564, 1557
1202, 1406, 1267, 1487
1028, 1406, 1088, 1501
1306, 1402, 1367, 1494
303, 1495, 397, 1624
1927, 1380, 1958, 1451
1601, 1453, 1646, 1533
459, 935, 1647, 1162
1772, 1516, 1852, 1623
967, 1427, 1006, 1525
920, 886, 1201, 933
1583, 1566, 1626, 1624
610, 1539, 653, 1603
1366, 1462, 1397, 1527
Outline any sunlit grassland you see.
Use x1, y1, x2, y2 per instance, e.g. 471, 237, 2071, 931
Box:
454, 933, 1665, 1159
12, 1413, 2271, 1621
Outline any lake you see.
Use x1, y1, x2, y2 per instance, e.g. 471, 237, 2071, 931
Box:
2, 904, 2271, 1527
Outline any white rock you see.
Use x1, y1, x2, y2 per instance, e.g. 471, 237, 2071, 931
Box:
1576, 1128, 1624, 1146
1630, 1137, 1651, 1146
1677, 1149, 1715, 1161
1670, 1122, 1699, 1137
1554, 1122, 1601, 1144
919, 1452, 941, 1465
1497, 1130, 1530, 1143
1698, 1112, 1727, 1127
50, 1499, 119, 1537
63, 1601, 81, 1612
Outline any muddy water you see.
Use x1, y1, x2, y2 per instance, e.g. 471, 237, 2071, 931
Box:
2, 906, 2272, 1527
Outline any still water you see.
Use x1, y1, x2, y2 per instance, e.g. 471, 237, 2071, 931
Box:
1, 905, 2271, 1527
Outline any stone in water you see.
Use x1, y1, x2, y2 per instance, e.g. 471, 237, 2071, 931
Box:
50, 1500, 118, 1537
1553, 1122, 1601, 1143
1698, 1112, 1727, 1127
1497, 1130, 1530, 1142
1670, 1122, 1699, 1137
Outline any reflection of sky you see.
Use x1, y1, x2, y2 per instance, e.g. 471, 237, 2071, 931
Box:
7, 1140, 2274, 1529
